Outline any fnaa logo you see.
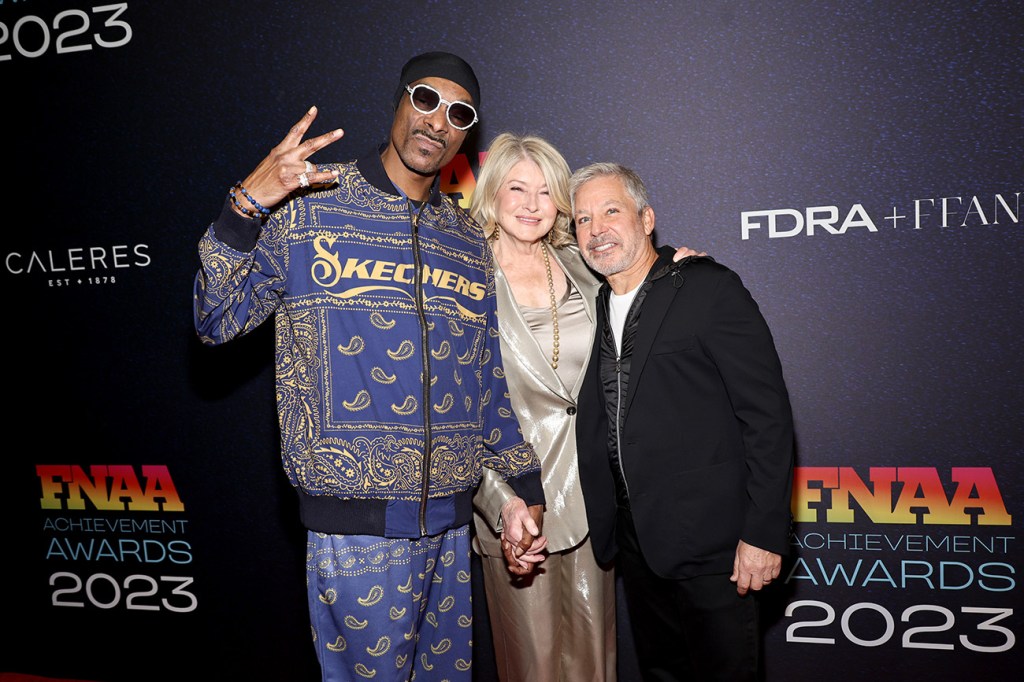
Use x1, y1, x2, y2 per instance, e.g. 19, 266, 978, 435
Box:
793, 467, 1012, 525
37, 464, 185, 512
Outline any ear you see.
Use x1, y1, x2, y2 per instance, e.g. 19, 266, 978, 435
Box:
642, 206, 656, 236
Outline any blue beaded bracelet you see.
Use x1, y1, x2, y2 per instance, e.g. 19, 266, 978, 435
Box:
228, 186, 260, 219
237, 182, 271, 216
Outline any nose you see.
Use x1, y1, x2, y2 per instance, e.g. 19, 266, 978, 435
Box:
589, 214, 609, 235
522, 191, 538, 211
422, 104, 449, 132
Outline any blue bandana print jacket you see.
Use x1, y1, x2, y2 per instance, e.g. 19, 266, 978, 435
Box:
194, 149, 543, 538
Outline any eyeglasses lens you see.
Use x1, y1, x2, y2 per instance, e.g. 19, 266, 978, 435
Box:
447, 103, 475, 128
409, 85, 476, 130
412, 86, 440, 113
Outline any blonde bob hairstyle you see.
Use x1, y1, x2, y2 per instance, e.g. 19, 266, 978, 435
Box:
469, 132, 575, 248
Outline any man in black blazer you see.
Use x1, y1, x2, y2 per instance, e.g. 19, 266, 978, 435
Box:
570, 162, 795, 681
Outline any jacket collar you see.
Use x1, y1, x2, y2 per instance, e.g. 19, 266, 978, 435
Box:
356, 144, 445, 207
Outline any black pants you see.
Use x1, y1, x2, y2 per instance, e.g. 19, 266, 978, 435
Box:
616, 507, 760, 681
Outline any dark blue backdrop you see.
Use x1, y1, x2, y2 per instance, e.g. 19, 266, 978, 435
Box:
3, 1, 1021, 680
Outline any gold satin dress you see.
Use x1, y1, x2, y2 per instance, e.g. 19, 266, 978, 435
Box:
473, 245, 616, 682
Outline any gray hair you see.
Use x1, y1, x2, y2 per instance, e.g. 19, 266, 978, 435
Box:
569, 162, 650, 216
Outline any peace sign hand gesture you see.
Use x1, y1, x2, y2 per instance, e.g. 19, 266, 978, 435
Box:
231, 106, 343, 218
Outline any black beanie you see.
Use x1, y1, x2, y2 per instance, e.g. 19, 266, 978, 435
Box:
392, 51, 480, 111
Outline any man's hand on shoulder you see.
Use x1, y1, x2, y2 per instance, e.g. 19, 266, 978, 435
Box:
672, 245, 707, 261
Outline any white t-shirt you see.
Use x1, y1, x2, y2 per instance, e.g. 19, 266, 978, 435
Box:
608, 282, 643, 354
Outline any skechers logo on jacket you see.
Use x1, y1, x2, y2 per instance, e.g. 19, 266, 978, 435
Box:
312, 235, 486, 301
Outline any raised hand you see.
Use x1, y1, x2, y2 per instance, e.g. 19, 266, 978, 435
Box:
231, 106, 343, 218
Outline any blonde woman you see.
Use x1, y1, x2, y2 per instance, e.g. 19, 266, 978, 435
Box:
470, 133, 698, 681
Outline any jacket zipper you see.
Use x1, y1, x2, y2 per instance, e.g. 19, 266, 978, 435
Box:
410, 200, 432, 536
614, 353, 630, 500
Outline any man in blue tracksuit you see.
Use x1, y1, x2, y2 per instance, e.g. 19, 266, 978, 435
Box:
193, 52, 545, 681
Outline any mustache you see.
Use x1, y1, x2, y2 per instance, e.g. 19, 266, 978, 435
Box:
412, 128, 447, 148
586, 237, 614, 250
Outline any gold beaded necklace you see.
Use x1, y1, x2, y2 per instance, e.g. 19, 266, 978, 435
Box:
541, 243, 560, 369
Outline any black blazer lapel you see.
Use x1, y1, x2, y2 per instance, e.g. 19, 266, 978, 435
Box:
624, 276, 680, 417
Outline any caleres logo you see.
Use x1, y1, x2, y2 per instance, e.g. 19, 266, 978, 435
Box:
741, 192, 1020, 240
5, 243, 151, 288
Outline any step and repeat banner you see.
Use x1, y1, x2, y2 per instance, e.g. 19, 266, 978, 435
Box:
3, 1, 1020, 680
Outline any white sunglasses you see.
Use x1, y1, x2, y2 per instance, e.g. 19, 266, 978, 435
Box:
405, 84, 478, 130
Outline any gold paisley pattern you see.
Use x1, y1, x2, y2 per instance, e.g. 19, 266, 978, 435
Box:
357, 585, 384, 607
343, 390, 372, 411
369, 311, 396, 330
391, 396, 418, 415
387, 340, 415, 361
307, 526, 473, 677
431, 340, 451, 360
370, 367, 397, 384
433, 393, 455, 414
337, 336, 366, 355
354, 663, 377, 678
456, 345, 476, 365
484, 428, 502, 446
345, 616, 369, 629
447, 320, 464, 336
303, 434, 488, 498
320, 588, 337, 605
366, 636, 391, 657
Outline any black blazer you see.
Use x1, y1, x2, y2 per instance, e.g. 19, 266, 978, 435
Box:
576, 250, 795, 579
